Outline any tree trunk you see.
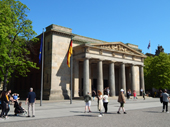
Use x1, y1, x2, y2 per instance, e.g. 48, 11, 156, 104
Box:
3, 69, 9, 91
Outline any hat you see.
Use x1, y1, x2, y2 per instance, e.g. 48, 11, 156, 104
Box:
120, 89, 124, 92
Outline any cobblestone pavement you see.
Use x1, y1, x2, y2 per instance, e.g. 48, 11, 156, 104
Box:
0, 98, 168, 127
0, 106, 169, 127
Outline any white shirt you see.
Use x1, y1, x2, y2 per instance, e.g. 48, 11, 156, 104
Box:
103, 95, 109, 102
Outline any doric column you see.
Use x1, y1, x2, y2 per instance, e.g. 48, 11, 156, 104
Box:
109, 62, 115, 96
89, 63, 92, 94
97, 60, 103, 94
121, 63, 126, 93
131, 64, 135, 91
83, 58, 89, 96
140, 66, 145, 91
73, 59, 79, 97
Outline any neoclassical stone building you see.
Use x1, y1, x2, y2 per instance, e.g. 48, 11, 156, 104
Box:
9, 24, 146, 100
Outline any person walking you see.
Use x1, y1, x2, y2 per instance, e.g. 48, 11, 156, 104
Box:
103, 91, 109, 113
92, 90, 96, 101
161, 89, 169, 113
0, 91, 10, 119
133, 90, 137, 100
97, 90, 103, 117
159, 90, 163, 103
84, 92, 92, 113
140, 88, 143, 96
117, 89, 127, 114
25, 88, 36, 117
106, 87, 110, 96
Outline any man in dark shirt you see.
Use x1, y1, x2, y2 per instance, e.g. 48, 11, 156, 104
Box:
25, 88, 36, 117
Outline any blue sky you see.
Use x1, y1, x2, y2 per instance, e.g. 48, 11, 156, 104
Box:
19, 0, 170, 54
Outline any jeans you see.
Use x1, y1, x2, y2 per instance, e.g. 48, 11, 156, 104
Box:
103, 102, 108, 113
163, 102, 168, 111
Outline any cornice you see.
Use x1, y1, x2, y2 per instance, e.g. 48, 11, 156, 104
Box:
79, 44, 146, 58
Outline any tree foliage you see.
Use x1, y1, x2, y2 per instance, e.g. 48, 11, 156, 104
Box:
0, 0, 39, 90
144, 53, 170, 90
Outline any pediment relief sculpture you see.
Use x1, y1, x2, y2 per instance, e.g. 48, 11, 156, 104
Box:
99, 44, 137, 55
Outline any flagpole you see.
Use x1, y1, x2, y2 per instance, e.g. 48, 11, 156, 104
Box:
40, 29, 44, 106
70, 55, 73, 104
70, 36, 73, 104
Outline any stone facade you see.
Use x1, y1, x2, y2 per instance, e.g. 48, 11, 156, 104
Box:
9, 24, 146, 100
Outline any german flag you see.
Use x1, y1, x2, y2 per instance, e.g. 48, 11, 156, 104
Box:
67, 39, 73, 67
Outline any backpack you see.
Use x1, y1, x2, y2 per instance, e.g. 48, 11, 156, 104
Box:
84, 95, 90, 102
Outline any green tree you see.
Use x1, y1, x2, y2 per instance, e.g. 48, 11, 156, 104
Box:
144, 52, 170, 90
0, 0, 39, 91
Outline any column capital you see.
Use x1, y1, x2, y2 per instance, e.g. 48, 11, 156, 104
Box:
108, 60, 116, 64
120, 62, 125, 65
83, 58, 90, 60
95, 59, 104, 62
139, 65, 145, 67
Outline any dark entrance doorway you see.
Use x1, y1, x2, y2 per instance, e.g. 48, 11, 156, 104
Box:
92, 79, 97, 91
104, 80, 108, 89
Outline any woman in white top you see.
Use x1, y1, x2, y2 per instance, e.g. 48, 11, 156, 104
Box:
103, 91, 109, 113
97, 90, 103, 117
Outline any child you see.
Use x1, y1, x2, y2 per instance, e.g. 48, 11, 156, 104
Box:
133, 90, 137, 100
12, 93, 20, 101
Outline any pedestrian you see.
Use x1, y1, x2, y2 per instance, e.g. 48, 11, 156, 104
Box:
159, 90, 163, 103
103, 87, 107, 93
161, 89, 169, 113
0, 91, 10, 119
117, 89, 127, 114
140, 88, 143, 96
143, 91, 146, 100
14, 102, 27, 116
97, 90, 103, 117
133, 90, 137, 100
106, 87, 110, 96
103, 91, 109, 113
12, 93, 20, 101
129, 89, 131, 95
92, 90, 96, 101
84, 92, 92, 113
25, 87, 36, 117
7, 90, 13, 111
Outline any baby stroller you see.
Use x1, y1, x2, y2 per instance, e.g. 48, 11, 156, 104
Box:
14, 101, 27, 116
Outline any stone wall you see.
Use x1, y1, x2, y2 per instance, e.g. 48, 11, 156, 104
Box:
49, 34, 72, 99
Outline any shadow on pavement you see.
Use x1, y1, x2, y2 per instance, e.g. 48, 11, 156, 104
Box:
8, 114, 27, 117
75, 115, 97, 117
70, 111, 99, 113
70, 111, 117, 114
144, 111, 161, 113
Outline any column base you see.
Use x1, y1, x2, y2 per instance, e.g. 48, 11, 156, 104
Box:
74, 90, 79, 97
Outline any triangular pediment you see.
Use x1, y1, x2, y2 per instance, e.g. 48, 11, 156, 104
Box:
90, 42, 145, 56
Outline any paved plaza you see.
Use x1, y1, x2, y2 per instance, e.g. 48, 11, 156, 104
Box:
0, 97, 169, 127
